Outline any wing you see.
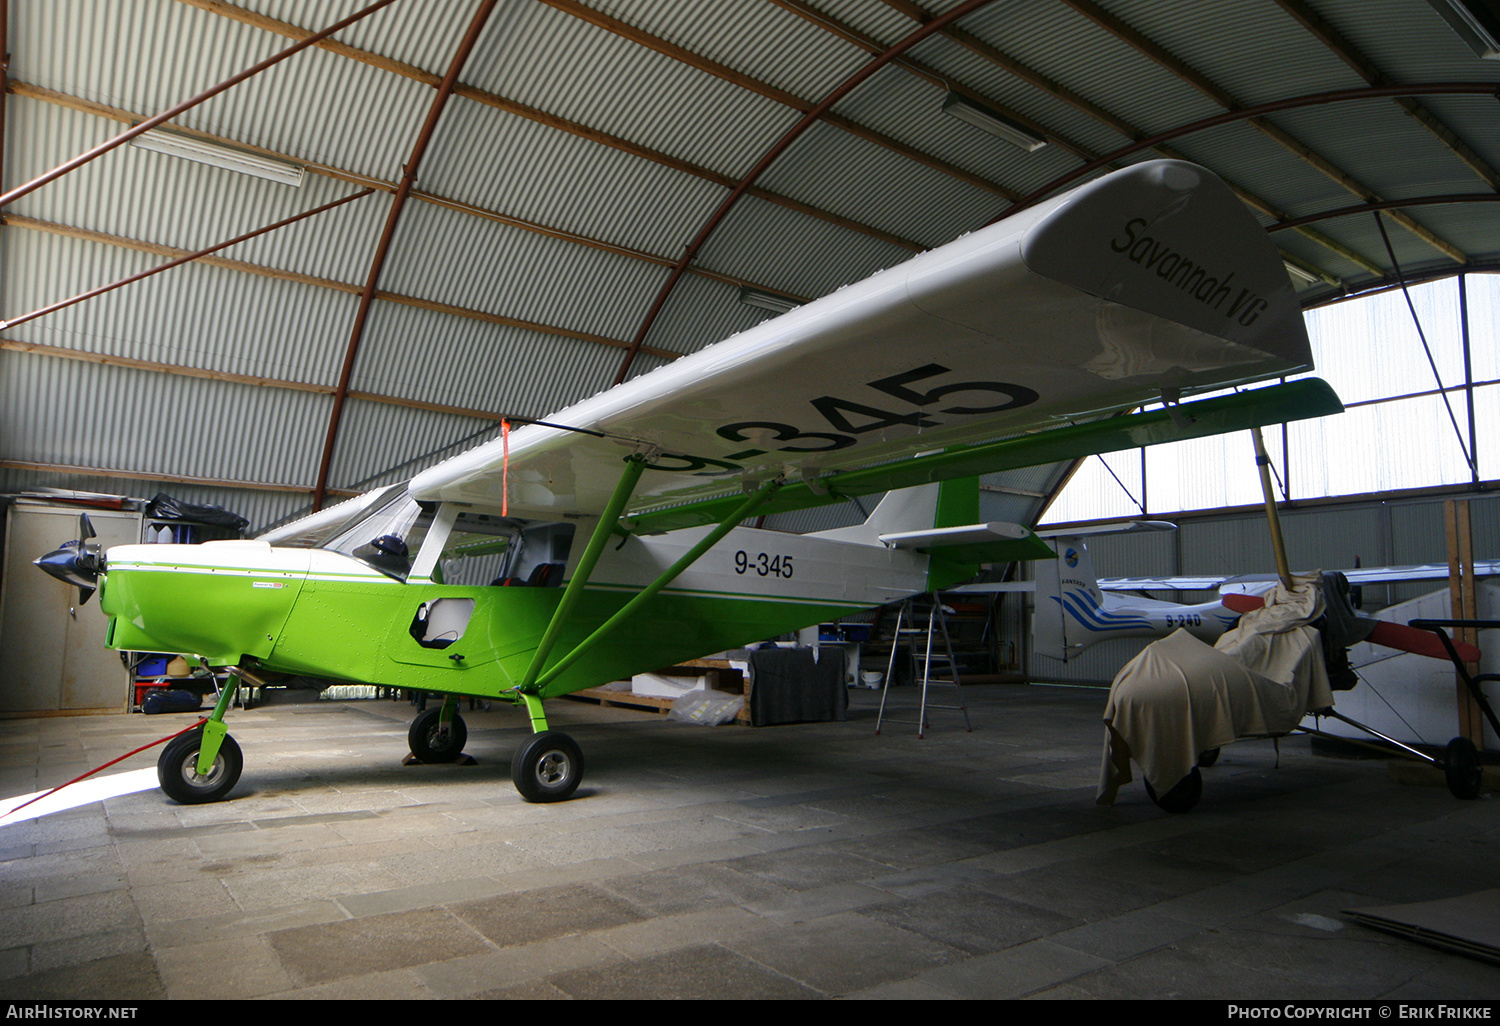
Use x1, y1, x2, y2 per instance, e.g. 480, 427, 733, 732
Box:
1342, 561, 1500, 584
1103, 561, 1500, 593
411, 160, 1322, 521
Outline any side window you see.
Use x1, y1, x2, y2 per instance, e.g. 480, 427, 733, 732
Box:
437, 512, 515, 586
408, 598, 475, 649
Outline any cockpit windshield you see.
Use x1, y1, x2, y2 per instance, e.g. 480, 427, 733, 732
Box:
321, 492, 437, 581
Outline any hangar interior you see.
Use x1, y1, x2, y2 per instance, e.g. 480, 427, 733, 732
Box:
1, 0, 1498, 1001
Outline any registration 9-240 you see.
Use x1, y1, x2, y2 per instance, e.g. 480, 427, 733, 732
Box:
734, 551, 793, 579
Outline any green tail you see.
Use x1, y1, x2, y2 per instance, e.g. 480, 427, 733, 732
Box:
926, 475, 981, 591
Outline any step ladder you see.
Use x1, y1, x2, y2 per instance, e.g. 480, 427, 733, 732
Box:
875, 595, 971, 738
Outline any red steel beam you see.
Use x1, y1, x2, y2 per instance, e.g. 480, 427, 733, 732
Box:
0, 0, 401, 209
1267, 193, 1500, 233
312, 0, 498, 510
610, 0, 1001, 387
0, 188, 374, 330
991, 81, 1500, 225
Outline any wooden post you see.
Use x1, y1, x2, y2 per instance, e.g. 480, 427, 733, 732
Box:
1251, 428, 1293, 589
1445, 499, 1483, 745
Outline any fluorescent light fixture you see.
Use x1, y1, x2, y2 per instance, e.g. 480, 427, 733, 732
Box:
130, 129, 306, 187
941, 91, 1047, 153
1282, 260, 1321, 285
1425, 0, 1500, 58
738, 286, 801, 314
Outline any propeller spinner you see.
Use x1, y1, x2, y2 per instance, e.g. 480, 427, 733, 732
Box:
33, 512, 105, 604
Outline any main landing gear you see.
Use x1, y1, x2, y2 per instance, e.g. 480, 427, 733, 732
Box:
404, 696, 584, 803
510, 731, 583, 803
407, 706, 468, 763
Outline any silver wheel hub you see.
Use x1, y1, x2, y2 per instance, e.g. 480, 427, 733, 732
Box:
180, 750, 223, 787
535, 750, 570, 787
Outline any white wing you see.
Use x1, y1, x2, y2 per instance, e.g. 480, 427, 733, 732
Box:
412, 160, 1313, 520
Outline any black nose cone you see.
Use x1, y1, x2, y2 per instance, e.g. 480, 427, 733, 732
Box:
34, 542, 103, 604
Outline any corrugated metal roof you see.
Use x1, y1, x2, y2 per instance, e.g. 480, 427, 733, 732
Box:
326, 398, 494, 487
464, 2, 799, 179
379, 197, 669, 341
828, 61, 1081, 196
694, 190, 915, 298
0, 351, 329, 487
7, 96, 390, 283
758, 118, 1000, 247
418, 95, 729, 258
4, 228, 362, 386
959, 0, 1226, 138
1099, 0, 1361, 106
351, 300, 627, 414
598, 0, 874, 102
897, 30, 1136, 166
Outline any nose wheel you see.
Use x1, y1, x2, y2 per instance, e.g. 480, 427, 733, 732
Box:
511, 731, 583, 802
158, 726, 243, 804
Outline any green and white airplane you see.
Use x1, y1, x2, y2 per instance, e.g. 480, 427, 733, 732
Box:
39, 160, 1343, 805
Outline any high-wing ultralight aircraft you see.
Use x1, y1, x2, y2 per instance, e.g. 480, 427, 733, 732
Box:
37, 160, 1343, 805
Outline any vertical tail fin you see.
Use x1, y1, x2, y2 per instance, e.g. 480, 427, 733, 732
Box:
806, 477, 982, 589
1032, 536, 1102, 661
809, 480, 948, 544
927, 476, 980, 590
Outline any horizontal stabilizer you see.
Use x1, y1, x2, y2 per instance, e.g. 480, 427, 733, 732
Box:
1037, 520, 1176, 540
879, 522, 1055, 563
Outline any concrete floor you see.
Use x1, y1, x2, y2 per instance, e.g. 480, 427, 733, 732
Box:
0, 683, 1497, 1000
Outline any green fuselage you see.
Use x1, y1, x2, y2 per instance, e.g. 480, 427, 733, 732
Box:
97, 528, 936, 701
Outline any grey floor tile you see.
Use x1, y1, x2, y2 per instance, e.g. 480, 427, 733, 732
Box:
548, 943, 819, 999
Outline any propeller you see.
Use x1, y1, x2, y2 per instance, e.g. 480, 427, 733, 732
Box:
33, 513, 106, 605
1220, 591, 1481, 662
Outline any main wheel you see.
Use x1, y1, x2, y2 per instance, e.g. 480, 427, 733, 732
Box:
408, 708, 468, 763
158, 727, 242, 804
1445, 737, 1482, 800
1144, 766, 1203, 814
511, 731, 583, 803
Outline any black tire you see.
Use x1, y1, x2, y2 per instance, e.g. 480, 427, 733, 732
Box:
1144, 766, 1203, 814
1197, 747, 1221, 768
158, 727, 242, 804
408, 707, 467, 763
1445, 736, 1482, 800
511, 731, 583, 803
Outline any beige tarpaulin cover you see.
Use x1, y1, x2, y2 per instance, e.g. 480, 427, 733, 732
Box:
1097, 572, 1335, 804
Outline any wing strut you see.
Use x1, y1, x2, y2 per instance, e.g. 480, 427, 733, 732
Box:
534, 477, 785, 694
517, 454, 649, 694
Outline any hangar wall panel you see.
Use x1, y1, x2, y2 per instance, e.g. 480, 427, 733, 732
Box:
695, 192, 916, 301
757, 119, 996, 249
0, 351, 329, 490
379, 198, 668, 345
